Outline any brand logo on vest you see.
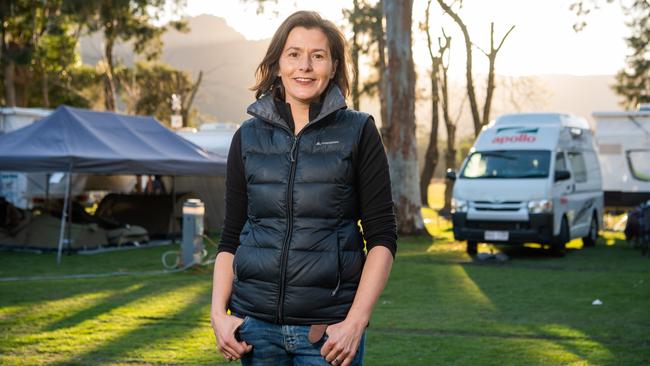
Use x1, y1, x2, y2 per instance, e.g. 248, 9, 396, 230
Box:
316, 140, 340, 146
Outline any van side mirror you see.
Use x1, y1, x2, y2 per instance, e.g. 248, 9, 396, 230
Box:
554, 170, 571, 182
446, 169, 457, 181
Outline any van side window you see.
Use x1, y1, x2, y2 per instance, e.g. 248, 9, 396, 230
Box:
627, 149, 650, 182
568, 152, 587, 183
555, 152, 567, 171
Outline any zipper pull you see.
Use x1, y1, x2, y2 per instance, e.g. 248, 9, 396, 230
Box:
331, 275, 341, 296
290, 136, 298, 162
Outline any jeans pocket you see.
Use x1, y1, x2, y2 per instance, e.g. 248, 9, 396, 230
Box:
235, 316, 250, 342
240, 316, 251, 331
315, 333, 328, 347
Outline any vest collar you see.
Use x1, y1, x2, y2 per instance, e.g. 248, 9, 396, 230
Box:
247, 84, 347, 133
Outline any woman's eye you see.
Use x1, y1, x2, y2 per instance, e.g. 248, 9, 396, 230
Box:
313, 54, 324, 59
288, 52, 298, 58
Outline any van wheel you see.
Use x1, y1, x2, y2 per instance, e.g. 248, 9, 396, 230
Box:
582, 215, 598, 247
551, 218, 569, 257
466, 241, 478, 257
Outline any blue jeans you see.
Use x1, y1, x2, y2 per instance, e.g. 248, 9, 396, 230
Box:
235, 315, 366, 366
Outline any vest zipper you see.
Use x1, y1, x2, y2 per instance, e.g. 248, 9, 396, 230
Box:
277, 134, 299, 323
290, 137, 298, 162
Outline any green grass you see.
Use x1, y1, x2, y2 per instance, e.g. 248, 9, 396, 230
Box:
1, 184, 649, 365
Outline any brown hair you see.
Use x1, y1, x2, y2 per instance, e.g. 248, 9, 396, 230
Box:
251, 10, 350, 99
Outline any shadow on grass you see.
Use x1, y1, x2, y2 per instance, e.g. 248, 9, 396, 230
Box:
51, 281, 219, 366
459, 239, 650, 365
0, 271, 186, 311
0, 276, 129, 310
498, 244, 580, 258
376, 229, 649, 365
44, 279, 175, 332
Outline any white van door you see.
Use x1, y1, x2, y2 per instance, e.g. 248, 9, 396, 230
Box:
566, 151, 595, 237
552, 151, 573, 236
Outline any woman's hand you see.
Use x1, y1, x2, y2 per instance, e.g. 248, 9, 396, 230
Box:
320, 318, 365, 366
211, 253, 251, 361
211, 313, 253, 362
321, 246, 393, 365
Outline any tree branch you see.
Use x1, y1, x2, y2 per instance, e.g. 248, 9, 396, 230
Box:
495, 25, 515, 52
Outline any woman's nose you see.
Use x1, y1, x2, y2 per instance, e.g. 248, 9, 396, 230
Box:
298, 55, 312, 71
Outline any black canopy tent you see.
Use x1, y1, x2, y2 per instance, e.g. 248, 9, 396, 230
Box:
0, 105, 226, 263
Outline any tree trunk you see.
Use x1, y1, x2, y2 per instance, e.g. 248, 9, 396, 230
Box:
439, 39, 457, 214
483, 53, 496, 126
18, 65, 28, 106
41, 67, 49, 108
437, 0, 481, 137
481, 23, 514, 126
442, 123, 456, 213
182, 70, 203, 127
0, 7, 16, 107
383, 0, 427, 236
103, 37, 116, 111
374, 0, 388, 134
3, 60, 16, 107
351, 0, 360, 110
420, 69, 440, 207
420, 0, 441, 207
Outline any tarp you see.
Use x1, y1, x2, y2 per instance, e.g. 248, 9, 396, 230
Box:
0, 105, 226, 175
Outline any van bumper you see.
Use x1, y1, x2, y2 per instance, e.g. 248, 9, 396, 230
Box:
452, 213, 554, 244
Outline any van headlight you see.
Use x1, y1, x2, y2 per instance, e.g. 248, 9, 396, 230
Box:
451, 198, 468, 213
528, 199, 553, 213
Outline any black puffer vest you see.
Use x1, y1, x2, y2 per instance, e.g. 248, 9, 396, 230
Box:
229, 86, 369, 325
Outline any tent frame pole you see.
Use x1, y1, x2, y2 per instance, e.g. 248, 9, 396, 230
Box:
57, 171, 72, 265
171, 175, 177, 244
66, 174, 73, 254
45, 173, 50, 211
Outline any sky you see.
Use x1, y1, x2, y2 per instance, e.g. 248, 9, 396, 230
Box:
176, 0, 630, 77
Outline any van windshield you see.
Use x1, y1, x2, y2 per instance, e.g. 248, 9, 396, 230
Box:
460, 150, 551, 179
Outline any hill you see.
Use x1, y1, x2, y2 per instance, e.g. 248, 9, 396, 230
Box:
80, 15, 622, 130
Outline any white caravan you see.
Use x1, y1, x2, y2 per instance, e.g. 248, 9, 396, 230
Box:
447, 113, 604, 256
175, 122, 238, 157
592, 105, 650, 209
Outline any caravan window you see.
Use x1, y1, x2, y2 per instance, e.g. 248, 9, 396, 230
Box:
627, 149, 650, 182
555, 152, 567, 171
568, 152, 587, 183
460, 150, 550, 179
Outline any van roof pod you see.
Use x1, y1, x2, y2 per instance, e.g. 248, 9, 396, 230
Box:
492, 113, 590, 130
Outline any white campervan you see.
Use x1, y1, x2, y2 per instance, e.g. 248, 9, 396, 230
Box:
447, 113, 604, 256
593, 105, 650, 209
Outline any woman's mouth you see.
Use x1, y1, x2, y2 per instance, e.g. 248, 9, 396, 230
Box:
293, 77, 315, 85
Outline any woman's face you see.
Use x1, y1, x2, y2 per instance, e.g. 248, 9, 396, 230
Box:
278, 26, 337, 107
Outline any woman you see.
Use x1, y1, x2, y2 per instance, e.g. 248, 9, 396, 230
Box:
210, 10, 397, 366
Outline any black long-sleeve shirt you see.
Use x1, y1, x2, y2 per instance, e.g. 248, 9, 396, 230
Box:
218, 103, 397, 257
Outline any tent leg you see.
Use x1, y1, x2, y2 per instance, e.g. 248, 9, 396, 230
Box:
66, 174, 73, 254
45, 173, 50, 211
57, 172, 72, 265
171, 175, 177, 244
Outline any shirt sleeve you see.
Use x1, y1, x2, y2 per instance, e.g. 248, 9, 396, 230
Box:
357, 118, 398, 257
217, 128, 247, 255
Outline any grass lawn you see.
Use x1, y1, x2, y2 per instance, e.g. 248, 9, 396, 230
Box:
1, 183, 649, 365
